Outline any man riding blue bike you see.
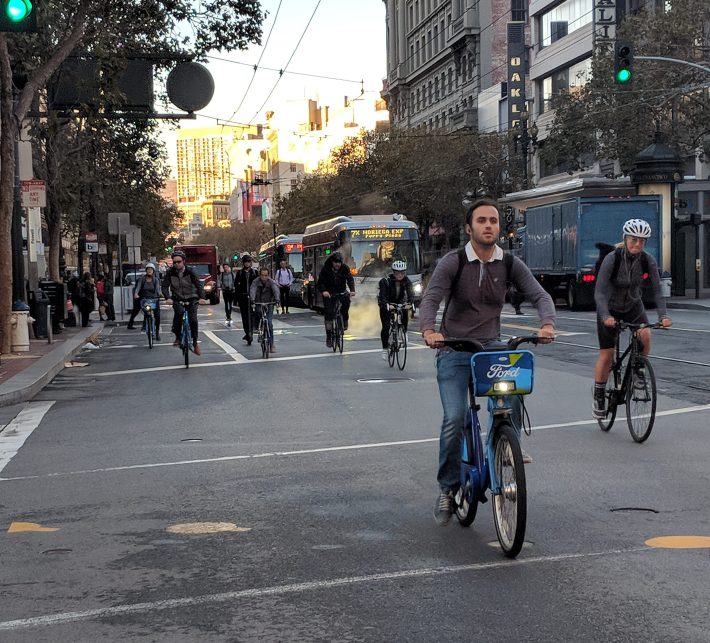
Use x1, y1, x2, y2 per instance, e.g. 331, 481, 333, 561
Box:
419, 198, 556, 526
162, 250, 206, 356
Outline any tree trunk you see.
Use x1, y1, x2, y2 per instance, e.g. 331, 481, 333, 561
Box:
0, 35, 16, 354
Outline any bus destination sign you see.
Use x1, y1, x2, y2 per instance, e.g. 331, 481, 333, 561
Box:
284, 243, 303, 253
351, 228, 407, 240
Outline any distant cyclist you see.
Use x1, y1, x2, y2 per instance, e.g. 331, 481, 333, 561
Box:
129, 262, 162, 340
592, 219, 672, 419
250, 267, 280, 352
378, 260, 415, 361
162, 250, 206, 356
317, 252, 355, 347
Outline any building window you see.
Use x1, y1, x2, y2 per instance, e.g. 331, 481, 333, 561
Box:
539, 57, 591, 113
289, 163, 297, 172
511, 0, 526, 22
433, 25, 438, 54
290, 179, 298, 187
409, 5, 414, 28
440, 20, 445, 48
416, 87, 421, 109
467, 53, 474, 80
539, 0, 593, 48
428, 81, 432, 103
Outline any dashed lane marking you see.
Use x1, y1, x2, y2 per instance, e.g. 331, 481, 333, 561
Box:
2, 403, 708, 482
0, 547, 651, 631
554, 340, 710, 368
202, 330, 248, 363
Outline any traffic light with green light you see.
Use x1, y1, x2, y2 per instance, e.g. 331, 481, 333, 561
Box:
0, 0, 37, 33
614, 40, 634, 84
166, 243, 174, 253
232, 252, 240, 262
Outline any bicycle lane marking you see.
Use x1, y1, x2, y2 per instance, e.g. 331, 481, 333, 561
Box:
2, 403, 709, 482
0, 402, 55, 475
0, 546, 652, 631
201, 330, 248, 363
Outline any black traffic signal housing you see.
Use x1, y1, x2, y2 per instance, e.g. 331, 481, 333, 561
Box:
614, 40, 634, 85
0, 0, 37, 33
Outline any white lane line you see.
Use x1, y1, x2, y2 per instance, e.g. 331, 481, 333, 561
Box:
3, 403, 709, 482
90, 345, 429, 377
202, 330, 248, 363
554, 340, 710, 368
0, 547, 650, 631
0, 402, 55, 475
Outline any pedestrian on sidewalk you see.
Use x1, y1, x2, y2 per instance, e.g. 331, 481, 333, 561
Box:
78, 272, 96, 327
218, 262, 235, 324
66, 271, 80, 327
274, 258, 294, 314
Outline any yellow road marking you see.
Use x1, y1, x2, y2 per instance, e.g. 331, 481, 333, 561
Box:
7, 521, 59, 533
166, 522, 251, 535
645, 535, 710, 549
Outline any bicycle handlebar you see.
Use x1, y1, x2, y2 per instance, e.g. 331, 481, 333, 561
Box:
441, 335, 541, 353
616, 321, 663, 331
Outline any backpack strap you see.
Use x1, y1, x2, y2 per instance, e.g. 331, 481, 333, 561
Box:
610, 247, 651, 282
440, 247, 468, 330
503, 251, 514, 288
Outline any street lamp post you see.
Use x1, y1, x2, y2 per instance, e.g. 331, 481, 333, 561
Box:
514, 110, 539, 189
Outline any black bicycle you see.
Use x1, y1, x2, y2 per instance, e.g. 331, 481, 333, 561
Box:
598, 321, 662, 443
254, 302, 275, 359
387, 303, 411, 370
329, 292, 349, 354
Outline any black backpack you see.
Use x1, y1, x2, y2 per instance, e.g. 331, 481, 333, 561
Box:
608, 247, 651, 283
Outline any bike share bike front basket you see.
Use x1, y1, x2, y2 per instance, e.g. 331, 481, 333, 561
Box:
471, 350, 535, 397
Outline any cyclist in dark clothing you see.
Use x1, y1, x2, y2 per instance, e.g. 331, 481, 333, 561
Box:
162, 250, 206, 355
317, 252, 355, 347
234, 254, 259, 344
128, 262, 162, 339
377, 260, 415, 360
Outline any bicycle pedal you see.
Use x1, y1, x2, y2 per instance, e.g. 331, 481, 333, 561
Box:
478, 491, 489, 504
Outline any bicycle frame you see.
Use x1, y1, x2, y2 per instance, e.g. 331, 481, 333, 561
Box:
610, 323, 656, 402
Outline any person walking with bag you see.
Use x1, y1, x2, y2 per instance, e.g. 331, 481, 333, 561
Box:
218, 263, 235, 325
274, 259, 294, 314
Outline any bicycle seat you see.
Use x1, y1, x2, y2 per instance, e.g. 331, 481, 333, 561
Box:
441, 338, 485, 353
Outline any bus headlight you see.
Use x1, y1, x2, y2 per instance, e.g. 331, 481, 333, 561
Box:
204, 284, 213, 292
414, 282, 423, 295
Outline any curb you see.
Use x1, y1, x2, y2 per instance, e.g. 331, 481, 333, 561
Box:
0, 324, 104, 408
666, 301, 710, 311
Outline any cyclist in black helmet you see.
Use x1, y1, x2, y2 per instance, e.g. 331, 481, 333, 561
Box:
163, 250, 206, 356
317, 251, 355, 347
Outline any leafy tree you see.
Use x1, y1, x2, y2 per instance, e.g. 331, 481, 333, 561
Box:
0, 0, 265, 353
195, 220, 272, 261
539, 0, 710, 174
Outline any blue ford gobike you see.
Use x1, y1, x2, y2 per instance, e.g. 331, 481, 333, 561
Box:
140, 298, 159, 349
442, 335, 539, 558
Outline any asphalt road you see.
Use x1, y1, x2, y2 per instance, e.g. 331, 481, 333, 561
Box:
1, 301, 709, 642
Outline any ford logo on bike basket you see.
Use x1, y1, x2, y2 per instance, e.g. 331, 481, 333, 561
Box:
471, 351, 535, 396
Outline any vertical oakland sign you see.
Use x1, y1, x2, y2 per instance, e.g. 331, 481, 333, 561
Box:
507, 22, 526, 130
593, 0, 616, 49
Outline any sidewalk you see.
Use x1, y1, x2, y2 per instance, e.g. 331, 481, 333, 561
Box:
665, 295, 710, 311
0, 321, 104, 408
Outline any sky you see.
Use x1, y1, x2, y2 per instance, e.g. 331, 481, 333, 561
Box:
162, 0, 388, 176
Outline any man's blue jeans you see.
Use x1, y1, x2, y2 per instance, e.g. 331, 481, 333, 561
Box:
436, 350, 523, 493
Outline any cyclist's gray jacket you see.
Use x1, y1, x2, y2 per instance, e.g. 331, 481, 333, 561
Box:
594, 248, 667, 321
162, 267, 204, 301
419, 244, 556, 344
250, 278, 280, 304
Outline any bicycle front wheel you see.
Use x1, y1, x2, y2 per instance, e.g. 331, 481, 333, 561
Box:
626, 357, 656, 443
492, 422, 527, 558
387, 329, 396, 367
147, 316, 154, 349
396, 325, 407, 370
336, 316, 344, 354
262, 325, 270, 359
183, 342, 190, 368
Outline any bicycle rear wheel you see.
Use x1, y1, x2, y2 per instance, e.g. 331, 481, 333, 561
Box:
147, 315, 154, 349
396, 325, 407, 370
598, 370, 619, 432
492, 422, 527, 558
626, 357, 656, 443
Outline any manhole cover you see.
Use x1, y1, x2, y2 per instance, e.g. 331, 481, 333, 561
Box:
356, 378, 414, 383
181, 438, 203, 442
610, 507, 659, 513
42, 548, 72, 555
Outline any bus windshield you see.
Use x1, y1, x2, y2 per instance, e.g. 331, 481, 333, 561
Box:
343, 239, 421, 278
287, 252, 303, 275
190, 263, 212, 277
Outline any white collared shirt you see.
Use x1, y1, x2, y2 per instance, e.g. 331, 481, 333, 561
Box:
465, 241, 504, 286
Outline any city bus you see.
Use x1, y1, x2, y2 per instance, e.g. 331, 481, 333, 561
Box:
301, 214, 422, 310
258, 234, 304, 304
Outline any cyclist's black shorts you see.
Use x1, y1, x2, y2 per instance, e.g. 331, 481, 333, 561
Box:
597, 300, 648, 349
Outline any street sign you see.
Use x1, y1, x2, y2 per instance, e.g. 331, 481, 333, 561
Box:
86, 242, 99, 253
98, 243, 107, 255
108, 212, 130, 234
20, 179, 46, 208
86, 231, 98, 242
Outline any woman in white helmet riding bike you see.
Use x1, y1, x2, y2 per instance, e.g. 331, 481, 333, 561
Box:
592, 219, 672, 418
377, 260, 415, 360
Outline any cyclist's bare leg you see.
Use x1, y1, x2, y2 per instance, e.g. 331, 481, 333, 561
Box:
638, 327, 651, 356
594, 348, 614, 384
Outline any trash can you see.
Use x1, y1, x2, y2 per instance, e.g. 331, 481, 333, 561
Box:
32, 290, 51, 339
660, 272, 672, 298
11, 310, 31, 352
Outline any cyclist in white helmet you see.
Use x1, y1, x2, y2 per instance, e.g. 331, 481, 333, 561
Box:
592, 218, 672, 418
377, 259, 415, 360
